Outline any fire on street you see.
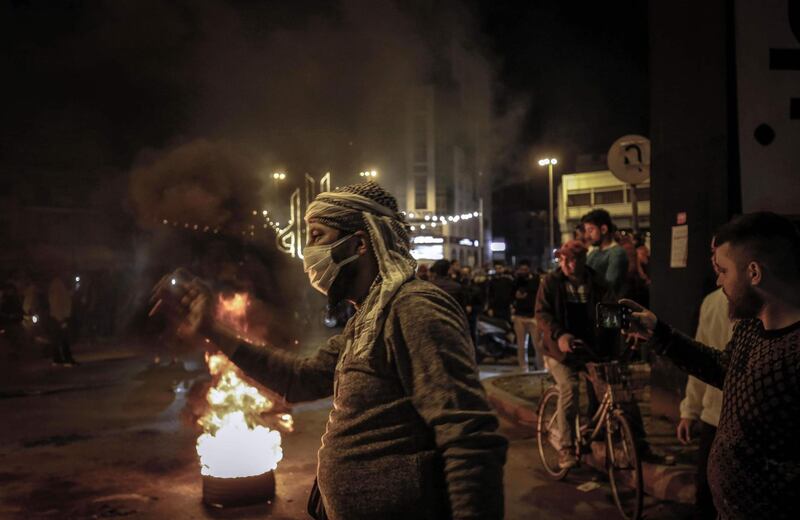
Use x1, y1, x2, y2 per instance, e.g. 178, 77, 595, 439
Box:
0, 339, 691, 519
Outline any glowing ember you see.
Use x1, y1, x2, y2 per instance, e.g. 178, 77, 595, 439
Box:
194, 292, 290, 479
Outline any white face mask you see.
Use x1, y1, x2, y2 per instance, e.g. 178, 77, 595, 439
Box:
302, 234, 360, 295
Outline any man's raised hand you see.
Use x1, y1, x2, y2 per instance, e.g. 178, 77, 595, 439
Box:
618, 298, 657, 341
150, 268, 214, 340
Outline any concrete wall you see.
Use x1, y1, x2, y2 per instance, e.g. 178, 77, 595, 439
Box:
648, 0, 741, 418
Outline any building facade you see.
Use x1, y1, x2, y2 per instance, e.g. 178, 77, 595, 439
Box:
557, 170, 650, 244
399, 47, 493, 267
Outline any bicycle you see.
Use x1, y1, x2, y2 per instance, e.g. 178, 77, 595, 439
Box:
536, 349, 644, 520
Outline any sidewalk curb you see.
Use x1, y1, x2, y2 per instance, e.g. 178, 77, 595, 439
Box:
484, 373, 695, 505
484, 375, 538, 429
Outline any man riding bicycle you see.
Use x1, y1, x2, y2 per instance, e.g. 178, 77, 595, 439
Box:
535, 240, 616, 468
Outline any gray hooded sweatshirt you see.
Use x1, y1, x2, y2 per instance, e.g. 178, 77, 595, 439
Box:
230, 278, 508, 519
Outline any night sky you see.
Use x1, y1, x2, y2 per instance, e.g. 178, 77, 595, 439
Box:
1, 0, 648, 212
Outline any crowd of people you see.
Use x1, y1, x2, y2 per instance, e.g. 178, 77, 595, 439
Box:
411, 208, 651, 376
0, 269, 127, 366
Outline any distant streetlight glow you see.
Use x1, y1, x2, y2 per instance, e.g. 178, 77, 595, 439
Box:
359, 170, 378, 178
272, 172, 286, 180
538, 157, 559, 258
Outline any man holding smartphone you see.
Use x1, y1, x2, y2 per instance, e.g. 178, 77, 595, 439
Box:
623, 212, 800, 520
535, 240, 614, 468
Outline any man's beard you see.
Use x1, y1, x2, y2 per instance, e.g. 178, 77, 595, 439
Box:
726, 283, 764, 320
327, 259, 359, 306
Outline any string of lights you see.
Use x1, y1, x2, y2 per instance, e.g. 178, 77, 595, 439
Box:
158, 210, 284, 236
159, 206, 481, 238
400, 210, 482, 232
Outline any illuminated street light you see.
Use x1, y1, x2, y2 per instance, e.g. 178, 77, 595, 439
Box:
538, 157, 558, 258
272, 172, 286, 180
359, 170, 379, 178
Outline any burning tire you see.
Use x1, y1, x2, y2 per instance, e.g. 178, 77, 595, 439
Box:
202, 471, 275, 508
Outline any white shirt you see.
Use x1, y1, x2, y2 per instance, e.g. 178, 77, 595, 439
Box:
679, 288, 733, 427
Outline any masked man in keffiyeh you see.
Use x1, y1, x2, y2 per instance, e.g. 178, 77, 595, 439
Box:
154, 181, 507, 520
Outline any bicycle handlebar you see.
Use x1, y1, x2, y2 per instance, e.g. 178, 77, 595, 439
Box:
569, 336, 639, 364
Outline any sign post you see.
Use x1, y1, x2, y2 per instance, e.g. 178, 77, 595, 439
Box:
607, 134, 651, 232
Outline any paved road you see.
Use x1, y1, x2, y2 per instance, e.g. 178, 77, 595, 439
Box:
0, 340, 691, 519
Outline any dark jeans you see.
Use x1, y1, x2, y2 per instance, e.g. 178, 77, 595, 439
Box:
694, 421, 718, 520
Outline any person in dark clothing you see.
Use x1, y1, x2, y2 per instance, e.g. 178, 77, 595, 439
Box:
512, 260, 541, 371
535, 240, 613, 468
49, 274, 77, 366
460, 268, 485, 347
0, 282, 24, 351
623, 212, 800, 520
487, 265, 514, 322
429, 259, 467, 309
154, 181, 507, 520
449, 259, 462, 283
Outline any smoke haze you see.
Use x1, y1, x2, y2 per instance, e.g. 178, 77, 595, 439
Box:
130, 139, 261, 230
3, 0, 522, 208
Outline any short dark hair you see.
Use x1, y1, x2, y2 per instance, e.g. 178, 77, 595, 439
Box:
715, 212, 800, 282
581, 209, 615, 232
430, 259, 451, 277
518, 259, 531, 267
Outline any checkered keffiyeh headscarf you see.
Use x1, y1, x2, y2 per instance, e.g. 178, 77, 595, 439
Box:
305, 181, 416, 358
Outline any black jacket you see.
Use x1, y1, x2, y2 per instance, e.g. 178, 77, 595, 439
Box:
534, 267, 613, 364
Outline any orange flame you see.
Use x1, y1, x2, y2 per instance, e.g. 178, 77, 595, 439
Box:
196, 353, 284, 477
195, 292, 291, 478
216, 292, 250, 333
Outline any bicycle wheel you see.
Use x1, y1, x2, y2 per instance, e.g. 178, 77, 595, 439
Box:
605, 410, 643, 520
536, 387, 570, 480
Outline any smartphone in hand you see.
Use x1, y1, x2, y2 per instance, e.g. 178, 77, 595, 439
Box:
596, 303, 632, 329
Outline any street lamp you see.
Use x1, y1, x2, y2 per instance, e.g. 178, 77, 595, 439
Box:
538, 157, 558, 259
359, 170, 378, 178
272, 172, 286, 180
